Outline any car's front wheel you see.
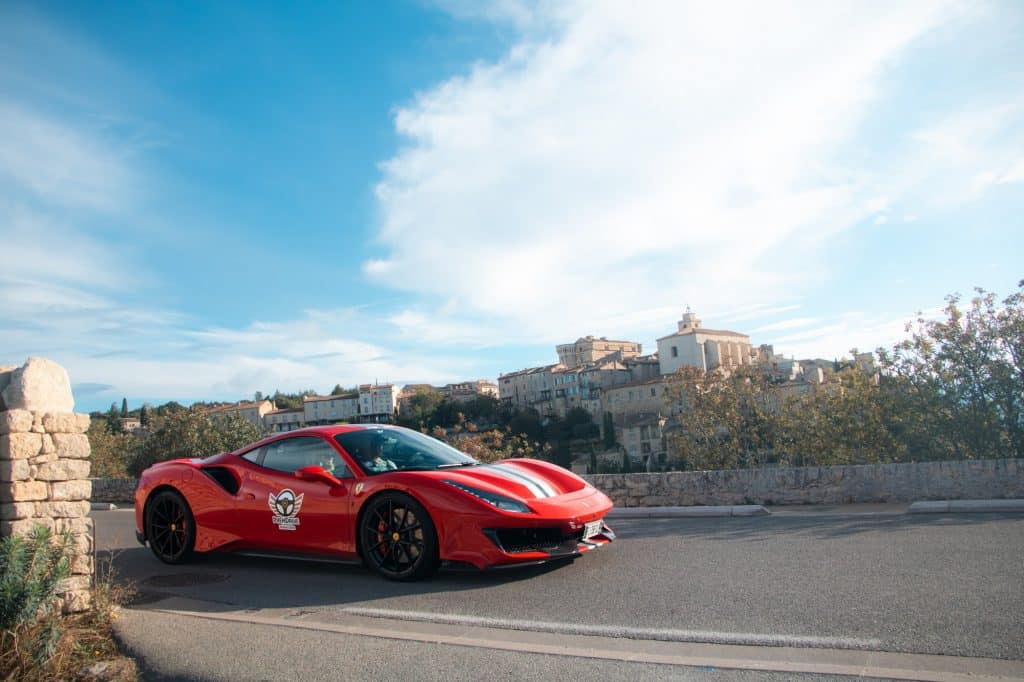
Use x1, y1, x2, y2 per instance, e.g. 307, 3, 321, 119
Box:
360, 492, 438, 581
145, 489, 195, 564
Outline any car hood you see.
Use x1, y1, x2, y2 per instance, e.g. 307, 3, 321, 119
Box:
435, 459, 588, 500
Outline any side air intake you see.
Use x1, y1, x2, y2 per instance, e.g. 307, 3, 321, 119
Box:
201, 467, 240, 495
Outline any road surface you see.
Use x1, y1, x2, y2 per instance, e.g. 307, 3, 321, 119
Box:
96, 507, 1024, 681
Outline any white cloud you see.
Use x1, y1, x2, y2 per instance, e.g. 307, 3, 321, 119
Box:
906, 98, 1024, 202
749, 317, 821, 334
996, 157, 1024, 184
369, 1, 961, 345
764, 314, 907, 360
0, 104, 132, 212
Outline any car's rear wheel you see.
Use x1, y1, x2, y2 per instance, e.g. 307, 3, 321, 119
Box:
360, 492, 438, 581
145, 489, 195, 564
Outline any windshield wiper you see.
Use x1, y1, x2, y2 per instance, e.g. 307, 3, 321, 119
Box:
435, 462, 481, 469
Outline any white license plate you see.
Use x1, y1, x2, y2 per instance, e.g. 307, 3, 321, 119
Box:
583, 519, 603, 539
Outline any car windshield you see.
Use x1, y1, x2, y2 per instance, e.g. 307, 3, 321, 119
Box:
334, 427, 477, 475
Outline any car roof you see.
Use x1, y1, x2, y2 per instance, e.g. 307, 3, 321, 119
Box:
232, 423, 405, 454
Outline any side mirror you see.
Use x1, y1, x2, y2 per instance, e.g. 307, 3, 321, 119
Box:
296, 465, 343, 487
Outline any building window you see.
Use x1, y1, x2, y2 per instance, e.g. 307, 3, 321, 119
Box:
671, 346, 678, 358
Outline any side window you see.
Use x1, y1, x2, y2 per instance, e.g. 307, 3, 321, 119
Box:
241, 446, 263, 464
261, 437, 351, 477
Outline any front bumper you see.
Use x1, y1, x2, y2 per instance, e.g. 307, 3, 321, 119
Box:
483, 521, 615, 559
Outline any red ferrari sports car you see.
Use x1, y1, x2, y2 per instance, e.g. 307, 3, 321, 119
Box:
134, 424, 614, 580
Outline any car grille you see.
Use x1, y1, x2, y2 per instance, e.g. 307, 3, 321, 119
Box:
484, 527, 584, 554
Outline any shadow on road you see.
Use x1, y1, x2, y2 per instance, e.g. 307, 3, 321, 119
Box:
614, 512, 1022, 542
102, 545, 577, 614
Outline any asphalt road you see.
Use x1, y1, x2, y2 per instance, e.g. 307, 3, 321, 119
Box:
96, 508, 1024, 681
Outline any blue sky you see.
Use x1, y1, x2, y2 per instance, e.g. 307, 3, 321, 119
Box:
1, 1, 1022, 413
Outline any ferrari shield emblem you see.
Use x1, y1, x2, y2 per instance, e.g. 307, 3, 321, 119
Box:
269, 488, 303, 531
354, 482, 365, 495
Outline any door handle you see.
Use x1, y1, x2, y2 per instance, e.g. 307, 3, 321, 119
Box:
245, 493, 256, 500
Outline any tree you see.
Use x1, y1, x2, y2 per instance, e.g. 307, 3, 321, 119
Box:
602, 412, 616, 449
397, 387, 443, 428
139, 404, 150, 428
88, 419, 134, 478
154, 401, 186, 416
877, 281, 1024, 460
120, 398, 128, 417
128, 409, 263, 476
105, 405, 121, 435
779, 368, 906, 467
331, 384, 344, 396
566, 407, 599, 440
438, 429, 550, 464
664, 366, 781, 471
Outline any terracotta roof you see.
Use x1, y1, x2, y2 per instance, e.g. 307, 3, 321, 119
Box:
203, 401, 271, 414
604, 377, 669, 392
656, 327, 750, 341
304, 393, 358, 403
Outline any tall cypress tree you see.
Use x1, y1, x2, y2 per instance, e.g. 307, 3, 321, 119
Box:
602, 412, 616, 449
120, 398, 128, 417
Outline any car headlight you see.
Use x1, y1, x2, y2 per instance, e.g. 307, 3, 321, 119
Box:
443, 479, 532, 513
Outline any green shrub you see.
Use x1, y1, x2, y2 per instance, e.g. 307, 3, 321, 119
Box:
1, 526, 73, 667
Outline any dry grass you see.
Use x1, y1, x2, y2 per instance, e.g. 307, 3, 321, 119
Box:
1, 555, 138, 682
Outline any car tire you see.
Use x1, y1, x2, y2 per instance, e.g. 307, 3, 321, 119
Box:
359, 492, 439, 581
145, 489, 196, 564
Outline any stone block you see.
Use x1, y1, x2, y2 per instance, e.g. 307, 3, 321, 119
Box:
0, 432, 42, 460
0, 366, 16, 411
70, 530, 93, 555
54, 517, 94, 537
50, 479, 92, 501
60, 589, 92, 614
0, 502, 36, 520
52, 433, 90, 459
40, 434, 55, 454
30, 452, 57, 465
71, 553, 93, 575
35, 458, 91, 481
0, 459, 30, 481
0, 480, 48, 502
0, 409, 33, 435
1, 517, 55, 536
42, 412, 90, 434
0, 358, 74, 413
58, 575, 91, 593
35, 500, 91, 518
31, 413, 44, 433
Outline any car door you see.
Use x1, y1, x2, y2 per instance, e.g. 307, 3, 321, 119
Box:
235, 435, 356, 555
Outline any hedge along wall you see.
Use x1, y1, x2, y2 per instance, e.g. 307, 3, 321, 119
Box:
584, 458, 1024, 507
0, 358, 94, 612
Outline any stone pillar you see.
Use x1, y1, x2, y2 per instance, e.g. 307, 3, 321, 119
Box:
0, 358, 93, 612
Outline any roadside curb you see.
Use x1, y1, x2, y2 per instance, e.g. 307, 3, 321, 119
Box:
91, 502, 118, 511
908, 499, 1024, 514
607, 505, 769, 519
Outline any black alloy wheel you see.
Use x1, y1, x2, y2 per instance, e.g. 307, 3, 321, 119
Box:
360, 492, 438, 581
145, 490, 195, 564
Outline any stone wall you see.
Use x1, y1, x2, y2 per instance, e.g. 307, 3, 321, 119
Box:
1, 358, 93, 612
585, 458, 1024, 507
91, 477, 137, 504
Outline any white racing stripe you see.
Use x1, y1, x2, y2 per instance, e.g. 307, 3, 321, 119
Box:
487, 463, 557, 498
341, 607, 884, 651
